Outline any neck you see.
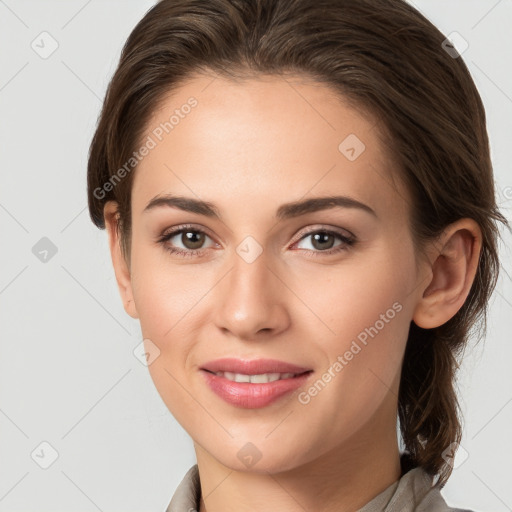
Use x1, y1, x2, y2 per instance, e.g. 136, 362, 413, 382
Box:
194, 399, 402, 512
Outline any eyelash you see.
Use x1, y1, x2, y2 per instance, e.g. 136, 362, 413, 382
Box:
155, 224, 356, 259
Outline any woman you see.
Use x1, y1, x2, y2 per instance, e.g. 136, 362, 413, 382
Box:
87, 0, 508, 510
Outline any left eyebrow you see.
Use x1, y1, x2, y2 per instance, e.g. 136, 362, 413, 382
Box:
142, 194, 377, 220
276, 195, 377, 220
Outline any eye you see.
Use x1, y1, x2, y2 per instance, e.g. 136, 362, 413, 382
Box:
156, 224, 356, 259
156, 224, 217, 258
292, 228, 356, 257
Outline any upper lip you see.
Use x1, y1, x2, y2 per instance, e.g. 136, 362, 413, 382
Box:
200, 358, 312, 375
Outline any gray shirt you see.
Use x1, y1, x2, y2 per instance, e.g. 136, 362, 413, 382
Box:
165, 463, 475, 512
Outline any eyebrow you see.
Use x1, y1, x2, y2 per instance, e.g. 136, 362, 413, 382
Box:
143, 194, 377, 220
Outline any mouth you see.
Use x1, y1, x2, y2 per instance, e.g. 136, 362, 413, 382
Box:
200, 357, 313, 375
202, 369, 313, 383
199, 358, 314, 409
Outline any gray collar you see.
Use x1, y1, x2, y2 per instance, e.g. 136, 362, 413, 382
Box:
165, 462, 471, 512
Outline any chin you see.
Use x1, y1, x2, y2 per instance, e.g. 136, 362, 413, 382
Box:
201, 437, 308, 475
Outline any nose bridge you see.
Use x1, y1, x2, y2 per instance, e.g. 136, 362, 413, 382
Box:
213, 243, 288, 338
231, 247, 270, 301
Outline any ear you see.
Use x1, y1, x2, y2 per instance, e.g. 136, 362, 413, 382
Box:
413, 218, 482, 329
103, 201, 139, 319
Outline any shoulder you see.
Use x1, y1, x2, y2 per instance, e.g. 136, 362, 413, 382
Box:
394, 454, 478, 512
165, 465, 200, 512
364, 464, 478, 512
411, 469, 477, 512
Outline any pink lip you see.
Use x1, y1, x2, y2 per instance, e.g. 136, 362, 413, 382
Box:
199, 358, 313, 409
200, 357, 312, 375
200, 370, 312, 409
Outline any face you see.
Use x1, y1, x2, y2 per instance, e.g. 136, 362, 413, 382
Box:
114, 73, 428, 473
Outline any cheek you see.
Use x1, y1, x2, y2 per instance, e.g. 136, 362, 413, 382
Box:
293, 277, 409, 441
130, 256, 209, 425
293, 246, 414, 398
129, 244, 208, 339
293, 251, 413, 341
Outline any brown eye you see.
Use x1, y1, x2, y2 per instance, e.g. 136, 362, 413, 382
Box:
157, 225, 216, 258
294, 228, 355, 257
180, 230, 206, 250
310, 232, 336, 250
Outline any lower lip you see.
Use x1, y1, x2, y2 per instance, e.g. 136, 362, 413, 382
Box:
200, 370, 312, 409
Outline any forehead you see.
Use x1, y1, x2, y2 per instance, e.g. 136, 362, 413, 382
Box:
131, 73, 407, 222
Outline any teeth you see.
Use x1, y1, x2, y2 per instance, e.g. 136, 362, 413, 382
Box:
215, 371, 298, 383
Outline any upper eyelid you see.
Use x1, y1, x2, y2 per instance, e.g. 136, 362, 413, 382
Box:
161, 223, 214, 238
294, 225, 354, 241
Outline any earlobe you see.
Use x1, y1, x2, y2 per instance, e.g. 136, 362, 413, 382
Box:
103, 201, 139, 320
413, 219, 482, 329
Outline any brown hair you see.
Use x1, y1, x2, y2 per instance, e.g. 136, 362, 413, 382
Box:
87, 0, 509, 486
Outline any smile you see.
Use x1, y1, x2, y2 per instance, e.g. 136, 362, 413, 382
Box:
200, 369, 313, 408
207, 370, 306, 383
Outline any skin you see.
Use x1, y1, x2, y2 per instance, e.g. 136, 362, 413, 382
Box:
103, 73, 482, 512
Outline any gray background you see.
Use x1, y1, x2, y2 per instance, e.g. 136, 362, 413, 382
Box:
1, 1, 511, 510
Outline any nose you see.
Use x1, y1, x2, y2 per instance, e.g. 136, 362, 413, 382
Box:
212, 249, 290, 341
